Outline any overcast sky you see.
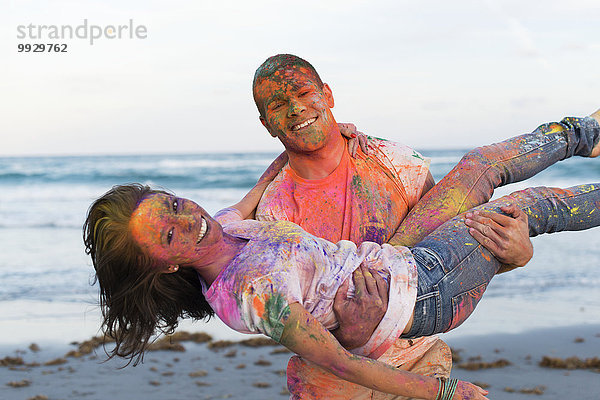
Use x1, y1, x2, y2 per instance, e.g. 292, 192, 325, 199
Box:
1, 0, 599, 156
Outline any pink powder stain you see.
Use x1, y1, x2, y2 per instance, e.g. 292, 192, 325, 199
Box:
447, 283, 487, 332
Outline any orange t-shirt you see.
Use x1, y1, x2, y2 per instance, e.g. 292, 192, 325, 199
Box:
256, 138, 450, 397
256, 137, 430, 244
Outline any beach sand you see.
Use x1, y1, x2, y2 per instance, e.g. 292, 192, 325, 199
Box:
1, 324, 598, 400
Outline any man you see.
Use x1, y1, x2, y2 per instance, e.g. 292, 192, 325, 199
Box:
249, 54, 532, 399
249, 54, 598, 398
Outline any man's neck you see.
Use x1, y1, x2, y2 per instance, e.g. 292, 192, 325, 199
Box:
286, 129, 347, 180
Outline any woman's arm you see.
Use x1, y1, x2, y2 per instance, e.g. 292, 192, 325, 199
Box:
229, 152, 288, 219
280, 303, 489, 400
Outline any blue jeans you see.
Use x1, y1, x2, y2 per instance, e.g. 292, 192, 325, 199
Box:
403, 183, 600, 338
391, 116, 600, 247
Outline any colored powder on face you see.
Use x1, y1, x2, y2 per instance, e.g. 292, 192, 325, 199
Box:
255, 66, 333, 152
129, 195, 169, 259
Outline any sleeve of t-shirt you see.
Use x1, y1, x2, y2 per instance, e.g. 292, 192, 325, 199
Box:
214, 207, 244, 226
372, 138, 431, 208
237, 272, 300, 342
255, 175, 292, 223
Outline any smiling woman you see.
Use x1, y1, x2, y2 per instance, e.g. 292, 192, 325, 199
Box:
85, 178, 600, 399
84, 184, 215, 362
83, 136, 600, 400
80, 100, 600, 400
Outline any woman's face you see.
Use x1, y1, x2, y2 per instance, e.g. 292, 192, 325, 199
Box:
129, 193, 222, 266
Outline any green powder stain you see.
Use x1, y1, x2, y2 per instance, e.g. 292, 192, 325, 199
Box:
262, 292, 291, 342
351, 174, 370, 198
411, 150, 425, 161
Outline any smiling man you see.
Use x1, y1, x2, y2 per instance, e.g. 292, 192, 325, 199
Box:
251, 54, 461, 399
253, 55, 435, 246
249, 54, 599, 399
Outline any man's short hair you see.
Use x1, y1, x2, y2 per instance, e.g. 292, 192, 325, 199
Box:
253, 54, 324, 115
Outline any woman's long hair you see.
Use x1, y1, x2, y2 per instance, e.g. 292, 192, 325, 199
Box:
83, 184, 214, 365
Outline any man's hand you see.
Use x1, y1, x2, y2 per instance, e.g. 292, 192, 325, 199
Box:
331, 265, 388, 349
464, 203, 533, 272
338, 122, 369, 157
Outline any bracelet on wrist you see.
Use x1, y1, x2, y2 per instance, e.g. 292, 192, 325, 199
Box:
435, 377, 445, 400
435, 377, 459, 400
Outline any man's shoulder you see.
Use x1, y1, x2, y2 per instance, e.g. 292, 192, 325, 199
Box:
359, 137, 429, 182
367, 136, 426, 163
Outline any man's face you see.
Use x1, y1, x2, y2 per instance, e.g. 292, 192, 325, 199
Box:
255, 66, 336, 153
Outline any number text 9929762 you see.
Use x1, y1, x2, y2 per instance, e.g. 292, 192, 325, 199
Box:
18, 43, 68, 53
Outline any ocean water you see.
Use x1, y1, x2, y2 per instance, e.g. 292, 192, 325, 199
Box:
1, 151, 599, 344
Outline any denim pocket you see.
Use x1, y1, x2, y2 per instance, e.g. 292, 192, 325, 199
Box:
412, 247, 444, 271
447, 283, 487, 332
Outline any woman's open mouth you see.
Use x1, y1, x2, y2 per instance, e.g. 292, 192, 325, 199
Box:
196, 217, 207, 244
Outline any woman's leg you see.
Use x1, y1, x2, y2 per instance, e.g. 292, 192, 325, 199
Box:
390, 117, 600, 247
403, 183, 600, 338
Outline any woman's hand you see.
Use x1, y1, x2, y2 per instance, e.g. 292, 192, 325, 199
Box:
338, 122, 369, 157
454, 380, 490, 400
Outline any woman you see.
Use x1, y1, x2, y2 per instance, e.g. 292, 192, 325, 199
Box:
85, 171, 599, 400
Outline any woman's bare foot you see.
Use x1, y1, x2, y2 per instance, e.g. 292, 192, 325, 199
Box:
590, 109, 600, 158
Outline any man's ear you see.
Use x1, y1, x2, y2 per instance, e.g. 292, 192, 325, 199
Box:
260, 116, 277, 138
322, 83, 335, 108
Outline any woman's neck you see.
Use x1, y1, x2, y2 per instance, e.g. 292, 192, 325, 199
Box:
192, 233, 247, 286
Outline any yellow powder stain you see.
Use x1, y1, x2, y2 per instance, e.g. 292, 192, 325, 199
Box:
545, 123, 565, 135
570, 206, 580, 215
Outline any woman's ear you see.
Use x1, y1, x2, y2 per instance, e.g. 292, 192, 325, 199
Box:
165, 264, 179, 274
